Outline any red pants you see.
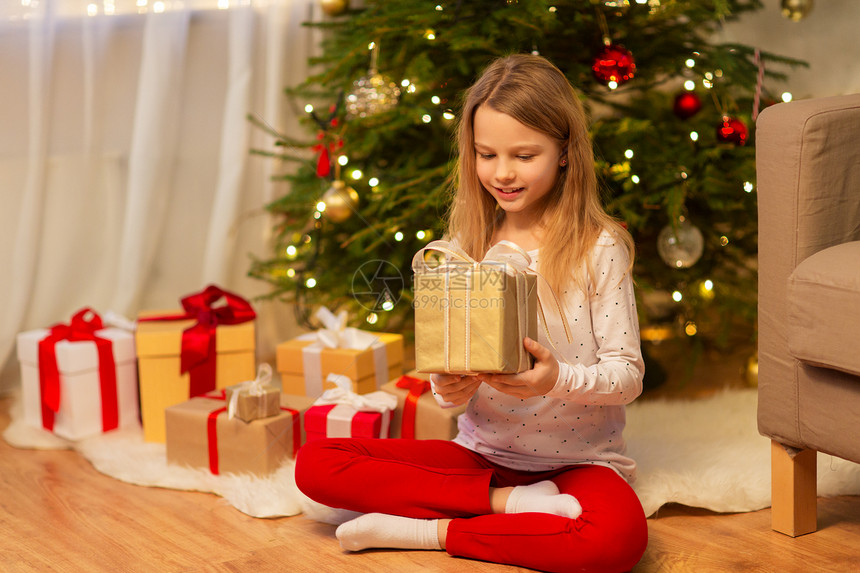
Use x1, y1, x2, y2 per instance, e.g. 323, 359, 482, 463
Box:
295, 438, 647, 573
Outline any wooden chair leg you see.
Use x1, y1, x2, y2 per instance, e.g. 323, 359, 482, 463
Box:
770, 440, 817, 537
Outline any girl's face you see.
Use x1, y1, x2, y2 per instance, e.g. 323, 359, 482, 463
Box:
473, 104, 563, 226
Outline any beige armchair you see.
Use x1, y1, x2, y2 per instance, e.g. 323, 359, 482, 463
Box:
756, 92, 860, 537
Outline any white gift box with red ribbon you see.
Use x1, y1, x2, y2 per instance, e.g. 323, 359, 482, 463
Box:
304, 374, 397, 442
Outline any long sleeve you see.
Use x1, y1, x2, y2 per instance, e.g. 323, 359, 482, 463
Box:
545, 236, 644, 405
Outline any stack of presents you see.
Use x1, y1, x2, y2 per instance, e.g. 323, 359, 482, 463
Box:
15, 285, 469, 478
16, 240, 538, 479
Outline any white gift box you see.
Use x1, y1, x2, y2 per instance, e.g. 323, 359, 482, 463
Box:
17, 327, 139, 441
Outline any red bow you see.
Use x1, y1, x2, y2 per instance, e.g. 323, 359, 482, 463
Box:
37, 308, 118, 433
395, 375, 432, 440
139, 285, 256, 397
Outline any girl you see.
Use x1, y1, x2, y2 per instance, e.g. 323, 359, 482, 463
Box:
295, 54, 647, 573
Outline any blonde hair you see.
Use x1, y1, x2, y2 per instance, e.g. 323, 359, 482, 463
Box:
447, 53, 634, 297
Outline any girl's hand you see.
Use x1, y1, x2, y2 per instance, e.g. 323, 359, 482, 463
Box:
481, 337, 559, 399
430, 373, 482, 406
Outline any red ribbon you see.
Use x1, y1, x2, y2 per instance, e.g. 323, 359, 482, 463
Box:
395, 375, 431, 440
139, 285, 256, 398
203, 391, 300, 475
36, 308, 119, 433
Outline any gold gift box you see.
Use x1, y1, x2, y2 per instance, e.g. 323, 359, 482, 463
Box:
414, 264, 537, 374
136, 309, 256, 443
276, 332, 404, 396
224, 383, 281, 423
382, 371, 466, 441
165, 393, 313, 477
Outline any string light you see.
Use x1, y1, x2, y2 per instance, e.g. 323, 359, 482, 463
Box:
442, 111, 455, 120
305, 278, 317, 288
431, 96, 441, 105
631, 175, 640, 184
685, 321, 698, 336
338, 155, 349, 166
286, 268, 296, 278
351, 169, 363, 180
607, 81, 618, 90
368, 177, 379, 187
435, 4, 443, 11
286, 245, 297, 257
87, 3, 98, 16
394, 231, 404, 241
744, 181, 754, 193
720, 236, 729, 246
685, 58, 695, 68
416, 230, 426, 240
672, 291, 683, 302
624, 149, 634, 159
366, 313, 379, 324
382, 301, 394, 311
690, 131, 699, 141
782, 92, 793, 102
316, 201, 326, 212
304, 104, 314, 113
422, 114, 432, 123
153, 1, 165, 13
217, 0, 229, 9
424, 30, 436, 40
684, 80, 695, 91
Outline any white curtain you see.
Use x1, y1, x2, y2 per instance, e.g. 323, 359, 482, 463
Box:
0, 0, 320, 395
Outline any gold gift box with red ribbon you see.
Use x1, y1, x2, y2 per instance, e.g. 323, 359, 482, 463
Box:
382, 372, 466, 441
135, 285, 257, 443
165, 392, 315, 477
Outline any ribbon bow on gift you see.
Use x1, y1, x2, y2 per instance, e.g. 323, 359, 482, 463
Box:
412, 240, 572, 363
313, 307, 378, 350
139, 285, 256, 397
315, 373, 398, 412
37, 308, 118, 432
226, 363, 273, 420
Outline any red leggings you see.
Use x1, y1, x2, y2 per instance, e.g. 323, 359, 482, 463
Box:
295, 438, 647, 573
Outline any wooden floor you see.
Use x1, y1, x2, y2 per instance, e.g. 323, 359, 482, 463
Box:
2, 396, 859, 572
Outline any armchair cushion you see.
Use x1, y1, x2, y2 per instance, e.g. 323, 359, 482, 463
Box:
788, 241, 860, 377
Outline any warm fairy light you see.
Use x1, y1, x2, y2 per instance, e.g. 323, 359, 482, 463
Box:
744, 181, 754, 193
705, 72, 714, 80
313, 211, 322, 220
316, 201, 326, 212
286, 245, 297, 257
631, 175, 640, 184
305, 278, 317, 288
680, 171, 688, 179
704, 279, 714, 291
443, 111, 455, 120
338, 155, 348, 166
368, 42, 375, 50
431, 96, 441, 105
382, 301, 394, 311
690, 131, 699, 141
685, 321, 698, 336
394, 231, 404, 241
549, 6, 557, 12
624, 149, 634, 159
366, 313, 379, 324
368, 177, 379, 187
424, 30, 436, 40
435, 4, 443, 10
304, 104, 314, 113
607, 81, 618, 90
217, 0, 229, 9
87, 3, 97, 15
685, 58, 695, 68
351, 169, 363, 180
286, 268, 296, 278
103, 1, 116, 14
422, 114, 432, 123
782, 92, 793, 102
720, 236, 729, 246
702, 78, 713, 89
153, 1, 165, 13
684, 80, 695, 91
136, 0, 147, 6
715, 69, 723, 78
672, 291, 683, 302
407, 84, 417, 94
416, 230, 426, 240
401, 79, 411, 88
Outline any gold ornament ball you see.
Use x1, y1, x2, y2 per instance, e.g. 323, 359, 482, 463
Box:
322, 180, 359, 223
781, 0, 813, 21
744, 352, 759, 387
320, 0, 349, 17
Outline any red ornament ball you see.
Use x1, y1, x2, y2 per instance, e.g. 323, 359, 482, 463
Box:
673, 92, 702, 119
716, 116, 748, 146
592, 44, 636, 86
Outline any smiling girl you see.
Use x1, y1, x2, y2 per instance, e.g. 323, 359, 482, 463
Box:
296, 54, 647, 573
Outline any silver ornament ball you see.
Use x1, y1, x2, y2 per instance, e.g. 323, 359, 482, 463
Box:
657, 218, 704, 268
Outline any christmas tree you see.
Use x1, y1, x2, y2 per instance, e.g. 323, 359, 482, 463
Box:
249, 0, 801, 356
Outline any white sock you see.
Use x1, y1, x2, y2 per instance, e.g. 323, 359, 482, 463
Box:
335, 513, 442, 552
505, 480, 583, 519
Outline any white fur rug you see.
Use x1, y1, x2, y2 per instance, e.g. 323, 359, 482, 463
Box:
5, 388, 860, 522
